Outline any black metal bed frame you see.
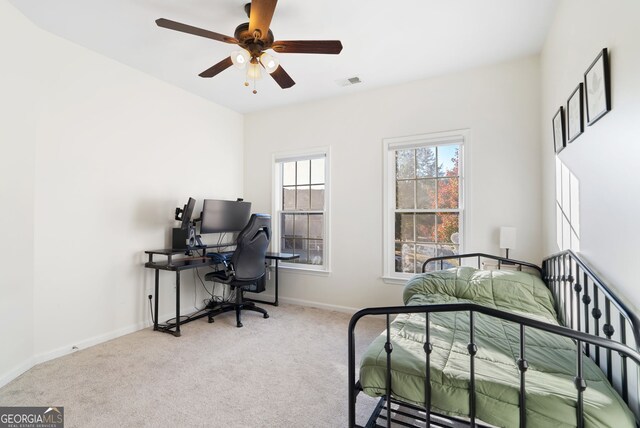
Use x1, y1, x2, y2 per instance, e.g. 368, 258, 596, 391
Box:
348, 251, 640, 427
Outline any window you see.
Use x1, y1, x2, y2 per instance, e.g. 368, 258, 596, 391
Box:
273, 148, 330, 271
383, 131, 466, 280
556, 158, 580, 251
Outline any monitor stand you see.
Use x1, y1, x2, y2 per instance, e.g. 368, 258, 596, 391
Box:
184, 223, 204, 255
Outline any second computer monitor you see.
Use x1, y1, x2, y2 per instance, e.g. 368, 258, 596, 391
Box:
200, 199, 252, 234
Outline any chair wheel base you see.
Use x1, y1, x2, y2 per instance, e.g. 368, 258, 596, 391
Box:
237, 322, 243, 328
264, 314, 269, 319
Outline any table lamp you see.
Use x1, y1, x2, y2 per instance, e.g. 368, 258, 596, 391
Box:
500, 227, 516, 259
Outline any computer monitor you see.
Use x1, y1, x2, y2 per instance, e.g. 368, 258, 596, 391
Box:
176, 197, 196, 230
200, 199, 252, 234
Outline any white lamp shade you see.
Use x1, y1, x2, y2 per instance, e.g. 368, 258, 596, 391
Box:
499, 227, 516, 249
260, 53, 279, 73
231, 50, 250, 69
246, 63, 262, 80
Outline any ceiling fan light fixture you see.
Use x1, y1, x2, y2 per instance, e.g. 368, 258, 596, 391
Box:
260, 53, 279, 74
231, 49, 250, 69
156, 1, 342, 92
246, 63, 263, 80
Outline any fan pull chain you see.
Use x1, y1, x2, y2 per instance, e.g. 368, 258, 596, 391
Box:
244, 61, 258, 94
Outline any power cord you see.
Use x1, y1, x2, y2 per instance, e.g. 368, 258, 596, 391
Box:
148, 295, 196, 325
194, 268, 214, 297
164, 309, 208, 325
217, 232, 227, 246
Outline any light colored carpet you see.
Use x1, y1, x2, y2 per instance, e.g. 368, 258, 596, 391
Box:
0, 303, 385, 427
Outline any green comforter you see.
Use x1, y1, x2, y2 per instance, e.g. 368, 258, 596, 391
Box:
359, 267, 635, 427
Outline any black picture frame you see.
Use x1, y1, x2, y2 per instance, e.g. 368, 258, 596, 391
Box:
552, 106, 565, 154
566, 83, 584, 144
584, 48, 611, 125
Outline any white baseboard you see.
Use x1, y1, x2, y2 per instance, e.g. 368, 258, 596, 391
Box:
0, 305, 198, 388
32, 320, 148, 367
0, 299, 355, 388
34, 303, 205, 364
34, 300, 205, 365
253, 293, 360, 314
0, 357, 37, 389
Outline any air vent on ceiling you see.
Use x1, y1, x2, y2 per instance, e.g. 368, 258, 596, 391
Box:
335, 76, 363, 87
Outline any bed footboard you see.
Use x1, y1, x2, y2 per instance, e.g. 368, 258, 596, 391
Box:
348, 251, 640, 427
544, 250, 640, 414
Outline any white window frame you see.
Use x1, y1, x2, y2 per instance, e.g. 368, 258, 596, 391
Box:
272, 146, 331, 273
382, 130, 468, 282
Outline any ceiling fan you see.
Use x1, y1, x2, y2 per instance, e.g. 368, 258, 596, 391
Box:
156, 0, 343, 93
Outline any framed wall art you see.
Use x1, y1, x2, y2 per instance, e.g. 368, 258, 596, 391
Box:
553, 106, 565, 154
566, 83, 584, 143
584, 48, 611, 125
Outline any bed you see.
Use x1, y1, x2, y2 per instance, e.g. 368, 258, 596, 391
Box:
348, 251, 640, 427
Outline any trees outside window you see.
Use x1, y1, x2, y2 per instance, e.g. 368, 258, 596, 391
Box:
384, 131, 466, 279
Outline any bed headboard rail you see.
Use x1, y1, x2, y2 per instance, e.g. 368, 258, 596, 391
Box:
543, 250, 640, 418
422, 252, 542, 275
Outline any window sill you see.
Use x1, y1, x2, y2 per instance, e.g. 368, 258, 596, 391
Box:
273, 264, 331, 276
381, 276, 410, 285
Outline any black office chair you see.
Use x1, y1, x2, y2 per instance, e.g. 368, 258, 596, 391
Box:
205, 213, 271, 328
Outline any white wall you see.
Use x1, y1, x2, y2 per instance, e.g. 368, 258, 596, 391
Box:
541, 0, 640, 310
0, 1, 36, 386
0, 0, 244, 384
244, 56, 542, 310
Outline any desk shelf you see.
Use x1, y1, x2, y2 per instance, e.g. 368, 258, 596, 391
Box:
145, 257, 216, 272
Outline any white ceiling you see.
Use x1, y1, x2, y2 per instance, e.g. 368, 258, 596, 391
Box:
10, 0, 558, 114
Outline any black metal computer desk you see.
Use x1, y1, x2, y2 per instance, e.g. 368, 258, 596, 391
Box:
144, 249, 299, 336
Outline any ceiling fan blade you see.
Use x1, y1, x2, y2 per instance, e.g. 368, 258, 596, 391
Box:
199, 57, 233, 78
156, 18, 238, 44
248, 0, 278, 40
272, 40, 343, 54
269, 65, 295, 89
